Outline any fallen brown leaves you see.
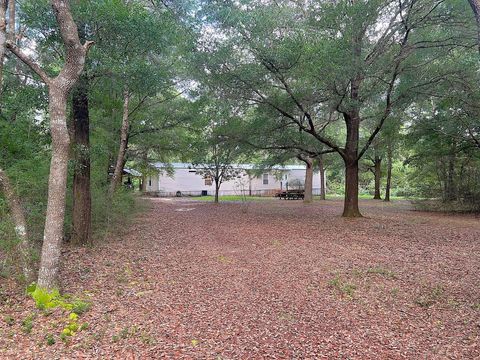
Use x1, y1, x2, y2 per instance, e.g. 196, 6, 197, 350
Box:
1, 198, 479, 359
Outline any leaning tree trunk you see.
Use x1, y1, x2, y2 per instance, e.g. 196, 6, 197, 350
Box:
110, 88, 130, 196
7, 0, 93, 291
304, 157, 313, 203
318, 154, 326, 200
373, 155, 382, 200
384, 144, 393, 202
468, 0, 480, 53
342, 113, 362, 217
0, 169, 34, 282
0, 1, 33, 282
71, 75, 91, 246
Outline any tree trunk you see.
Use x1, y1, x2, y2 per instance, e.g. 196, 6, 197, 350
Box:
318, 154, 326, 200
7, 0, 93, 291
71, 75, 91, 246
342, 113, 362, 217
0, 1, 33, 282
373, 155, 382, 200
37, 88, 71, 290
214, 180, 220, 203
343, 158, 361, 217
110, 88, 130, 196
468, 0, 480, 53
304, 157, 313, 203
384, 144, 392, 202
7, 0, 13, 43
0, 169, 34, 282
445, 152, 456, 201
0, 0, 6, 91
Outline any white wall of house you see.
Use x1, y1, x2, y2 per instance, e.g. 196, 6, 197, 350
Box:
145, 163, 323, 196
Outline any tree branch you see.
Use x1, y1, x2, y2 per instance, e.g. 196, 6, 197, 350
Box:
6, 42, 51, 84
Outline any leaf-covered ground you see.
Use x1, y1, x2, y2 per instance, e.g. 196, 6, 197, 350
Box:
1, 198, 480, 358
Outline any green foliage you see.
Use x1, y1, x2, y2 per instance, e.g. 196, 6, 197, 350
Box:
24, 284, 90, 341
21, 314, 35, 334
27, 283, 91, 315
328, 274, 356, 299
415, 285, 444, 308
366, 267, 397, 279
4, 315, 15, 326
45, 333, 55, 346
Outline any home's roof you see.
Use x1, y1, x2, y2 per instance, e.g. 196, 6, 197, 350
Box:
152, 162, 306, 171
123, 168, 142, 177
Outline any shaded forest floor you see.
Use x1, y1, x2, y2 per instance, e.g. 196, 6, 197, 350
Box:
1, 198, 480, 358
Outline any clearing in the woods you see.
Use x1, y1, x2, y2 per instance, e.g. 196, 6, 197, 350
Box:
1, 198, 480, 358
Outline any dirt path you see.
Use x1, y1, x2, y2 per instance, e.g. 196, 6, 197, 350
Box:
1, 198, 480, 358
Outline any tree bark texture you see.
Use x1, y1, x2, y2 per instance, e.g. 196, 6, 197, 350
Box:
0, 169, 34, 282
373, 155, 382, 200
7, 0, 93, 290
214, 180, 220, 203
110, 88, 130, 196
0, 0, 6, 91
342, 113, 362, 217
7, 0, 13, 43
318, 154, 326, 200
71, 75, 92, 246
303, 157, 313, 203
384, 145, 392, 202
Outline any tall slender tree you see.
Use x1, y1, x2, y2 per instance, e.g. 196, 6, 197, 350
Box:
7, 0, 93, 290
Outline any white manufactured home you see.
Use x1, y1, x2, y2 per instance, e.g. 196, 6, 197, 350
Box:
145, 162, 324, 197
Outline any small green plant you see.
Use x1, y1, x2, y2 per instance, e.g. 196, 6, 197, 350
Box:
415, 285, 444, 308
21, 314, 35, 334
4, 315, 14, 326
328, 274, 356, 299
25, 283, 91, 340
366, 267, 397, 279
27, 284, 61, 310
45, 333, 55, 346
119, 327, 130, 339
139, 331, 156, 345
113, 326, 130, 342
191, 339, 200, 346
60, 332, 69, 343
71, 299, 91, 315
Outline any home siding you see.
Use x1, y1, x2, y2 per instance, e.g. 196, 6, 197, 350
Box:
151, 166, 324, 196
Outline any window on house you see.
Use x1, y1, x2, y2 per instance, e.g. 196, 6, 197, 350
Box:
205, 175, 212, 186
148, 177, 152, 187
263, 173, 268, 185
